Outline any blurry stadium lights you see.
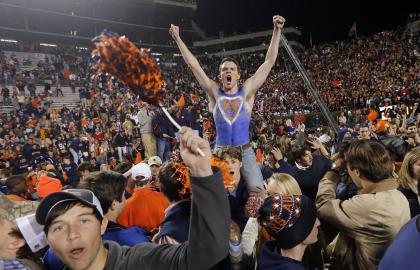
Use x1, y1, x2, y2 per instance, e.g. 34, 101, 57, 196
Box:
0, 39, 18, 43
151, 52, 162, 56
173, 53, 181, 57
76, 46, 89, 50
40, 43, 57, 47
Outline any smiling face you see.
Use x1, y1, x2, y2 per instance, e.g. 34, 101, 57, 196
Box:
46, 205, 107, 270
219, 61, 240, 92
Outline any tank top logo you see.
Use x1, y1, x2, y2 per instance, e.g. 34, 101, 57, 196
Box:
217, 95, 244, 125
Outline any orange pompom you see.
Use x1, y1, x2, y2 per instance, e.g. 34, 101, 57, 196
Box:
376, 120, 391, 132
367, 110, 379, 121
91, 30, 164, 105
172, 156, 235, 198
210, 156, 235, 189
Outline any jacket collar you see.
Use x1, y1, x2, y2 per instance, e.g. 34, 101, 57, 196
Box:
358, 178, 399, 195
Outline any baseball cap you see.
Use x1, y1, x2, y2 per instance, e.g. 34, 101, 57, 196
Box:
129, 163, 151, 181
148, 156, 162, 167
35, 189, 104, 225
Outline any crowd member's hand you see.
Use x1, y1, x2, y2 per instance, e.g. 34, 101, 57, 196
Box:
273, 15, 286, 30
169, 24, 180, 40
332, 157, 346, 171
271, 147, 283, 161
179, 127, 212, 177
308, 137, 323, 150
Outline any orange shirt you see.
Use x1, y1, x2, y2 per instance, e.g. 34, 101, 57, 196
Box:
117, 187, 169, 232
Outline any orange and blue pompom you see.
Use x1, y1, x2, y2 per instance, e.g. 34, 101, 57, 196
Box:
91, 30, 164, 105
172, 156, 235, 198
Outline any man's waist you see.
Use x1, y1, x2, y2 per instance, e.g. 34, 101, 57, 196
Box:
216, 142, 252, 152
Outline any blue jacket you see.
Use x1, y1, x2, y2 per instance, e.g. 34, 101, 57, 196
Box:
278, 155, 331, 202
158, 200, 191, 242
259, 241, 306, 270
378, 215, 420, 270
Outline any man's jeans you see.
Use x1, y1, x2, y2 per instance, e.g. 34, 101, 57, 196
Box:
157, 138, 171, 162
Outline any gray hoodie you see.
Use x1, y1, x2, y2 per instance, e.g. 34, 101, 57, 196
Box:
65, 168, 230, 270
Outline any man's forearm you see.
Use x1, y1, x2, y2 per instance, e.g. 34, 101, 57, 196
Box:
187, 167, 230, 270
175, 37, 201, 71
315, 171, 340, 209
265, 28, 281, 65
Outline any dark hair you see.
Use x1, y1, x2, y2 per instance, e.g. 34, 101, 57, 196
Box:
344, 140, 393, 182
78, 171, 127, 215
44, 201, 103, 235
220, 147, 242, 162
159, 162, 191, 202
77, 161, 95, 176
5, 175, 25, 189
219, 57, 240, 72
113, 162, 133, 174
290, 145, 311, 164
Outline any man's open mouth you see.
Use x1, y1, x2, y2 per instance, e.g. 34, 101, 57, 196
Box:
227, 75, 232, 82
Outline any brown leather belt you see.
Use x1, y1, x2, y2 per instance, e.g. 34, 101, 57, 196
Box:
226, 142, 252, 152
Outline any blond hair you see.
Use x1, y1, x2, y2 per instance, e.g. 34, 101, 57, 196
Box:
399, 147, 420, 193
267, 173, 302, 195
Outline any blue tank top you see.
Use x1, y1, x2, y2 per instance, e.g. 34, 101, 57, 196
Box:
213, 88, 251, 146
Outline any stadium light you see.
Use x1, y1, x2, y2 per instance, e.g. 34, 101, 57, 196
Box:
0, 39, 18, 43
76, 46, 89, 50
40, 43, 57, 47
151, 52, 162, 56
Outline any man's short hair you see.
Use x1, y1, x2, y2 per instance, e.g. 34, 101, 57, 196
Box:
77, 162, 95, 176
344, 140, 393, 182
113, 162, 133, 175
219, 57, 240, 72
44, 201, 102, 235
220, 147, 242, 162
78, 171, 127, 215
290, 144, 311, 164
159, 162, 191, 202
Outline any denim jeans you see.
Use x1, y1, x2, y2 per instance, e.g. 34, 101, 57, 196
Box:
69, 148, 79, 165
117, 146, 128, 162
214, 145, 264, 189
157, 138, 171, 162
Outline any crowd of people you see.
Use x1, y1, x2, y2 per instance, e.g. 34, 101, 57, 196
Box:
0, 17, 420, 270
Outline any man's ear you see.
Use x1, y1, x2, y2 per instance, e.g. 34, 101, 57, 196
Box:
110, 200, 117, 211
10, 237, 26, 250
100, 217, 108, 236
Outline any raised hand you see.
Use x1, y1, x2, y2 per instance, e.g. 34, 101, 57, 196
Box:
271, 147, 283, 161
273, 15, 286, 30
169, 24, 180, 40
179, 127, 212, 177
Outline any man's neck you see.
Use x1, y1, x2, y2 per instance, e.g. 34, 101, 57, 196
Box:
280, 244, 306, 262
105, 212, 117, 223
222, 85, 239, 95
86, 245, 108, 270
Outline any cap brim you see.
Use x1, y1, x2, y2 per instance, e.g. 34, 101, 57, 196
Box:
123, 170, 132, 178
148, 162, 161, 167
35, 191, 97, 225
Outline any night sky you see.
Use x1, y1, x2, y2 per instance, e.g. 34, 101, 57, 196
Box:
194, 0, 419, 45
